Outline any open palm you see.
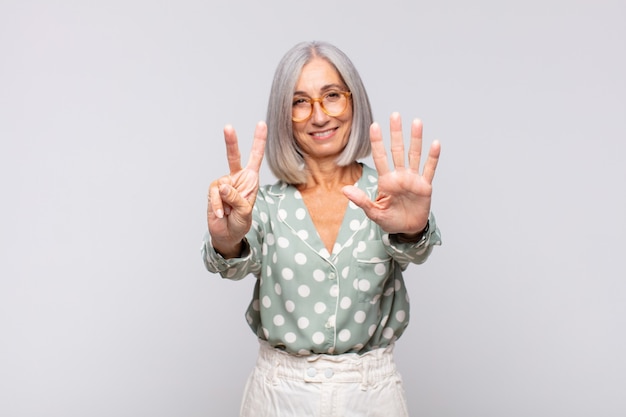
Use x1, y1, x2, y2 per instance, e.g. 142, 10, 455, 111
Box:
343, 113, 440, 235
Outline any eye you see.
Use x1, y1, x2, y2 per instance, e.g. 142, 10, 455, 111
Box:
324, 91, 342, 102
292, 97, 310, 107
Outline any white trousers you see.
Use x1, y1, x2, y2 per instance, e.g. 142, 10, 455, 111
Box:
239, 341, 410, 417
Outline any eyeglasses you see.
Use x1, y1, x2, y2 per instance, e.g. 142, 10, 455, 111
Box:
291, 90, 352, 122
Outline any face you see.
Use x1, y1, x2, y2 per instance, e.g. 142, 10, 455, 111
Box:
292, 57, 353, 162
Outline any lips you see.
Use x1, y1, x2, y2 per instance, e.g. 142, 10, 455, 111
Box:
310, 128, 337, 139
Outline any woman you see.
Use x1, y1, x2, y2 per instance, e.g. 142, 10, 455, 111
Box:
203, 41, 442, 417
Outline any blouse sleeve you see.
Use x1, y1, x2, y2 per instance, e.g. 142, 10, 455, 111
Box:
383, 212, 442, 271
201, 201, 264, 281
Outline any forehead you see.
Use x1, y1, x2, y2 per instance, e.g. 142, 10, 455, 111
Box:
295, 57, 343, 92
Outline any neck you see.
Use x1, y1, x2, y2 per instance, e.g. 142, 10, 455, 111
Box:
298, 160, 362, 192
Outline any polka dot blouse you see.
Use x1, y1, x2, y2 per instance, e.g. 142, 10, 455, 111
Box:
203, 164, 442, 355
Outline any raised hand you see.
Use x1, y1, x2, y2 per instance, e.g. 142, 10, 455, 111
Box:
342, 113, 440, 236
207, 122, 266, 257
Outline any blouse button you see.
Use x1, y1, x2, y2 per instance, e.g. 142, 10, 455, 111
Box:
307, 367, 317, 377
328, 272, 336, 280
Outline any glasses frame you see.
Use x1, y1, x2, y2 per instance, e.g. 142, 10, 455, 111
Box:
291, 90, 352, 123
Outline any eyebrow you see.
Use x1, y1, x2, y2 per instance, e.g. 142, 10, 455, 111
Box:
293, 83, 347, 96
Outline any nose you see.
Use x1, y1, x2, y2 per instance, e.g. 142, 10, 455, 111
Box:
310, 101, 329, 124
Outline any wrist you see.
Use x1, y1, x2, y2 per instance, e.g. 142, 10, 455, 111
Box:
395, 221, 429, 243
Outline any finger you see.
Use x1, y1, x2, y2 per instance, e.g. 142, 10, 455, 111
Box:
389, 112, 405, 168
370, 122, 390, 175
219, 183, 250, 212
245, 121, 267, 173
422, 140, 441, 183
408, 119, 423, 172
224, 124, 242, 174
342, 185, 374, 213
208, 182, 225, 219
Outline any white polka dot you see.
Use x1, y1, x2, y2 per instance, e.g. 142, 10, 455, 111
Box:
313, 269, 325, 282
273, 315, 285, 326
314, 302, 326, 314
262, 296, 271, 308
272, 252, 278, 263
278, 209, 287, 220
252, 299, 260, 311
353, 279, 359, 290
263, 328, 270, 338
349, 219, 361, 231
370, 294, 381, 304
298, 285, 310, 297
285, 300, 295, 313
356, 241, 367, 253
277, 237, 290, 248
319, 248, 330, 258
368, 325, 376, 336
298, 349, 310, 355
266, 265, 272, 276
329, 284, 339, 297
312, 332, 325, 344
265, 196, 275, 204
297, 317, 309, 329
295, 208, 306, 219
294, 253, 307, 265
332, 243, 342, 253
282, 268, 294, 280
383, 327, 394, 339
341, 267, 350, 279
354, 310, 366, 323
284, 332, 297, 343
274, 283, 282, 295
297, 229, 309, 239
246, 313, 253, 325
260, 212, 269, 223
396, 310, 406, 322
266, 233, 275, 245
381, 315, 389, 327
374, 263, 386, 276
340, 297, 352, 309
395, 279, 402, 291
358, 279, 371, 292
338, 329, 351, 342
384, 287, 394, 296
294, 191, 302, 199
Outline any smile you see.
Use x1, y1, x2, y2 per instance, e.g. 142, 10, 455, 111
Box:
310, 128, 337, 139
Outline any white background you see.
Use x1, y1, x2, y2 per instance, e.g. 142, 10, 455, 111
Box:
1, 1, 625, 416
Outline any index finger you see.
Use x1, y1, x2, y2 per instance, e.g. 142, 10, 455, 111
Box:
370, 122, 390, 175
223, 124, 242, 174
245, 121, 267, 173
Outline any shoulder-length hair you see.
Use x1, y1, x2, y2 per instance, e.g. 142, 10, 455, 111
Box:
265, 41, 373, 184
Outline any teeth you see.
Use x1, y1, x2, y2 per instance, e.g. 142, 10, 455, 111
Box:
312, 129, 334, 137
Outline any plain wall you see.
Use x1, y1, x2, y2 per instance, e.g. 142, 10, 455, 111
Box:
1, 0, 625, 416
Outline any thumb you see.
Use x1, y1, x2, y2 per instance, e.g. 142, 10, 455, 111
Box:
219, 183, 249, 211
342, 185, 372, 211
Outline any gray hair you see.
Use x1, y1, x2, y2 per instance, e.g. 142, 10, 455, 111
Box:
265, 41, 373, 184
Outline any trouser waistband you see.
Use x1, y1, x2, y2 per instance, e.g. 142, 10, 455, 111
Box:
255, 340, 397, 389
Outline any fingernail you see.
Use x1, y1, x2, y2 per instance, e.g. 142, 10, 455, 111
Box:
215, 209, 224, 219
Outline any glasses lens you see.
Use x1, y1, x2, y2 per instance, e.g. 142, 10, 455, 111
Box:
322, 91, 348, 116
292, 97, 311, 121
